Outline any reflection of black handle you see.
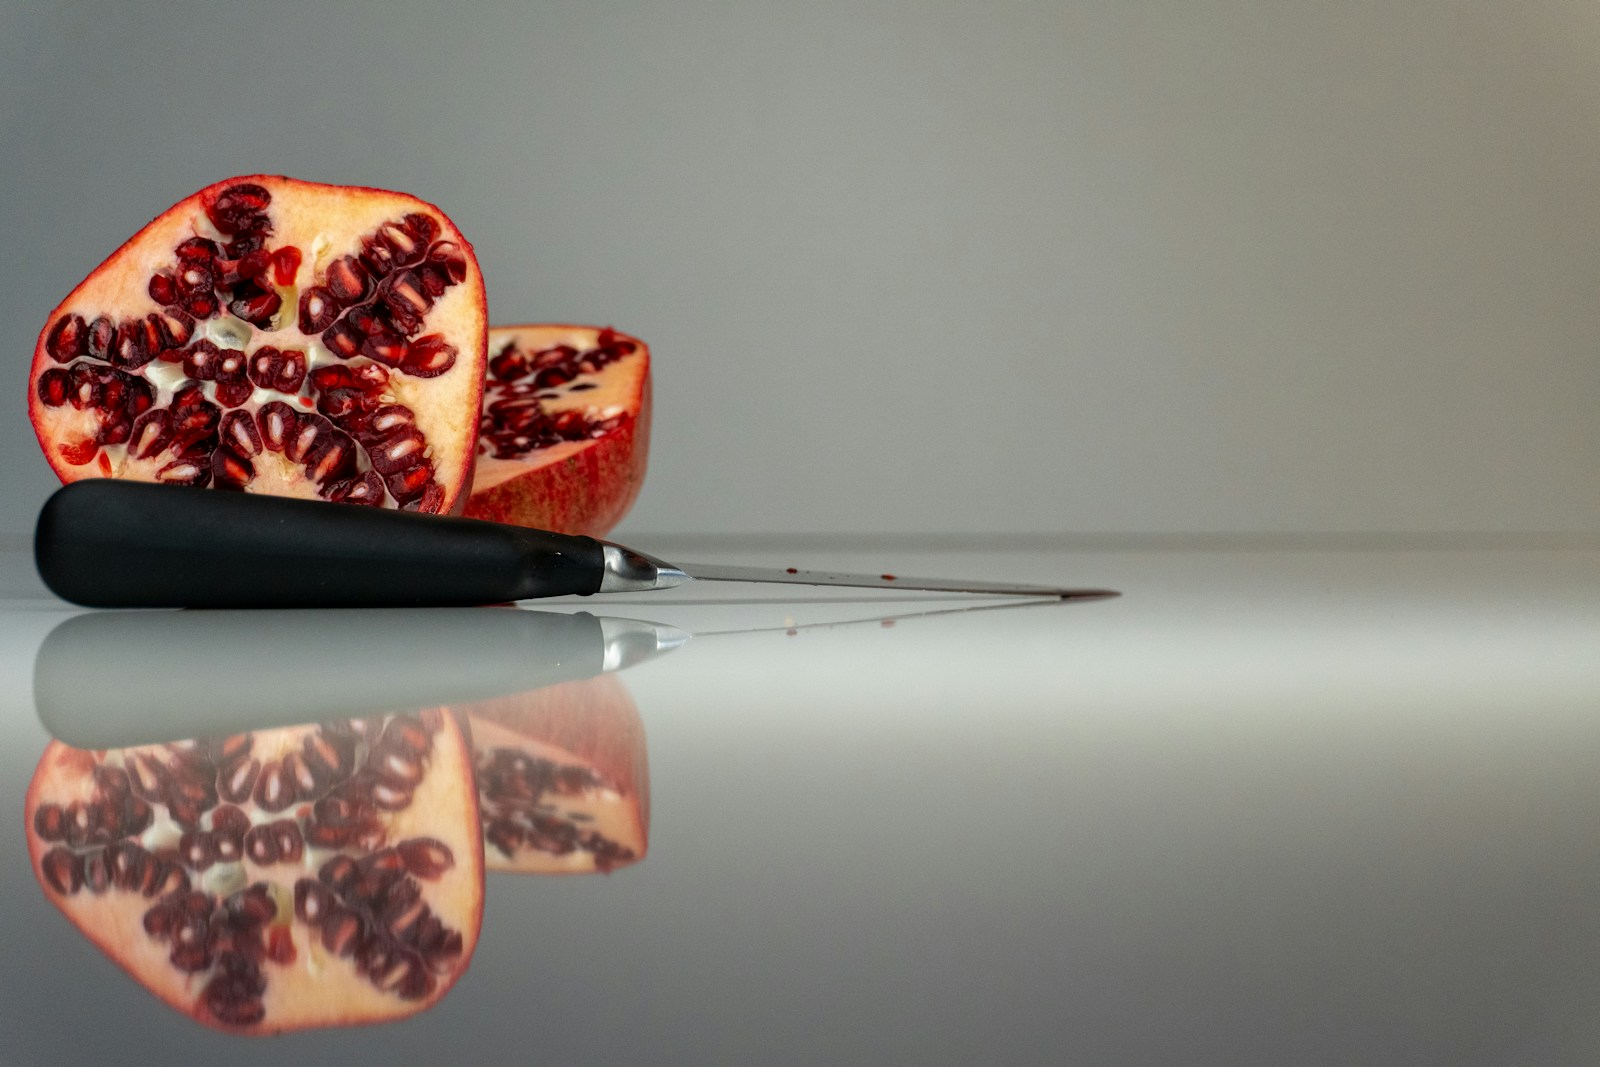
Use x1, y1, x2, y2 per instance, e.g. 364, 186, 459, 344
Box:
35, 481, 605, 608
35, 607, 608, 748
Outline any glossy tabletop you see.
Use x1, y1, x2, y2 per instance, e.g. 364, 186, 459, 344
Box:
3, 537, 1599, 1065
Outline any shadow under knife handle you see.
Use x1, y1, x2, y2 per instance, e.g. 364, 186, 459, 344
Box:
35, 480, 607, 608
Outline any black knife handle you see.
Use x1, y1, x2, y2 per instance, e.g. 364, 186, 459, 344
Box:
35, 481, 606, 608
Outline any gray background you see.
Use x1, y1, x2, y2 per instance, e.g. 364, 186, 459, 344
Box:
3, 0, 1597, 539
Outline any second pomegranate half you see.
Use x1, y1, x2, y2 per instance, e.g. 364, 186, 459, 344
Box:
466, 324, 650, 536
29, 176, 488, 513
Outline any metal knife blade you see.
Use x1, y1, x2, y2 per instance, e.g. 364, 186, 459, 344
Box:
594, 543, 1115, 600
679, 563, 1114, 599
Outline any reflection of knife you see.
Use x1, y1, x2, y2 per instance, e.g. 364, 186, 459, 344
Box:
34, 608, 686, 748
36, 482, 1117, 608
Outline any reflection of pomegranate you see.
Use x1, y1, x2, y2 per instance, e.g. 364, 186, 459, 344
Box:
29, 176, 487, 513
24, 712, 484, 1034
466, 323, 650, 536
467, 675, 649, 875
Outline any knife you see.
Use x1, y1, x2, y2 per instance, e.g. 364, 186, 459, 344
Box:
35, 481, 1116, 608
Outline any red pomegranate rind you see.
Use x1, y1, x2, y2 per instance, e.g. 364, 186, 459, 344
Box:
465, 675, 649, 875
464, 324, 650, 536
24, 712, 484, 1034
29, 176, 488, 514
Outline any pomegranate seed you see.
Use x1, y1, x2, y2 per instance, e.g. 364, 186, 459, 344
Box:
321, 319, 362, 358
217, 756, 260, 804
368, 427, 426, 474
205, 182, 271, 234
229, 288, 281, 327
324, 256, 370, 305
243, 824, 279, 866
36, 368, 70, 407
46, 314, 89, 361
253, 761, 295, 812
298, 287, 338, 334
271, 246, 302, 286
401, 335, 457, 378
57, 439, 97, 466
426, 240, 468, 282
85, 316, 114, 358
361, 330, 407, 367
256, 401, 298, 452
219, 410, 263, 458
321, 911, 362, 957
128, 409, 173, 460
110, 321, 152, 368
266, 926, 296, 965
397, 838, 453, 879
211, 449, 254, 490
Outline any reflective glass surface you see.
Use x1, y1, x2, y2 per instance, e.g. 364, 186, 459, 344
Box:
3, 539, 1598, 1064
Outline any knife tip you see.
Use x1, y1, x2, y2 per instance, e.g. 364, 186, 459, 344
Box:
1059, 589, 1120, 601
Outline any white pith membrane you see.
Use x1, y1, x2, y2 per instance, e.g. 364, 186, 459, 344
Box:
24, 713, 483, 1034
465, 676, 649, 875
29, 177, 486, 512
469, 325, 648, 496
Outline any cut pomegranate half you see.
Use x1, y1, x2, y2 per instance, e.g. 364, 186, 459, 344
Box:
465, 323, 650, 535
466, 675, 649, 875
29, 176, 488, 514
24, 712, 484, 1034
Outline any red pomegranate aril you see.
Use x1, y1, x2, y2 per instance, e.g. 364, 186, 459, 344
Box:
384, 462, 434, 504
303, 732, 355, 781
324, 470, 380, 505
156, 456, 209, 486
244, 825, 278, 866
368, 427, 427, 475
379, 270, 430, 326
34, 803, 67, 841
217, 757, 261, 805
180, 831, 216, 870
219, 410, 263, 458
358, 237, 398, 280
321, 910, 363, 957
298, 287, 338, 334
397, 838, 454, 879
282, 752, 318, 797
229, 289, 281, 328
319, 854, 359, 895
205, 182, 271, 233
427, 241, 467, 283
36, 368, 70, 407
82, 849, 112, 893
183, 340, 219, 381
256, 401, 297, 452
253, 762, 294, 812
211, 450, 254, 490
46, 315, 89, 362
370, 779, 414, 811
57, 439, 97, 466
401, 335, 457, 378
128, 409, 174, 460
356, 404, 417, 443
109, 322, 151, 369
324, 255, 369, 304
361, 330, 408, 368
271, 246, 303, 286
294, 878, 332, 924
209, 803, 249, 833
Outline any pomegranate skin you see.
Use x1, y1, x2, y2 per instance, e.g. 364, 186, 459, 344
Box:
465, 324, 650, 537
